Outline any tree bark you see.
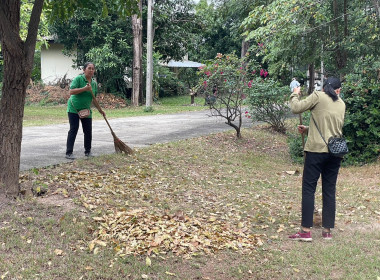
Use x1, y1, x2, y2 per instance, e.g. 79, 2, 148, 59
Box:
308, 63, 315, 95
332, 0, 347, 70
241, 39, 250, 58
0, 0, 43, 198
131, 0, 143, 106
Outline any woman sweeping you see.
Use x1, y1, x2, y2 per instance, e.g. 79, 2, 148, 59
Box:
65, 62, 105, 160
288, 77, 345, 241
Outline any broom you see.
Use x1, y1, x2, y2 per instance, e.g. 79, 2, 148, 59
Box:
89, 88, 134, 155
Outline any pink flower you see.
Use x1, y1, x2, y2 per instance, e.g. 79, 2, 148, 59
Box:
205, 71, 211, 77
248, 80, 253, 88
203, 81, 207, 86
220, 71, 224, 74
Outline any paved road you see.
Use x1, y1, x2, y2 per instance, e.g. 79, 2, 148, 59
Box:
20, 110, 252, 171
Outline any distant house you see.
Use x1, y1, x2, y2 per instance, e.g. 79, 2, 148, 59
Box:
40, 38, 82, 85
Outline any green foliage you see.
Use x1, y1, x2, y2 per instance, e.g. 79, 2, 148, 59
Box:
342, 66, 380, 165
31, 51, 42, 82
50, 6, 134, 96
190, 0, 249, 61
242, 0, 380, 80
153, 0, 199, 62
245, 78, 290, 133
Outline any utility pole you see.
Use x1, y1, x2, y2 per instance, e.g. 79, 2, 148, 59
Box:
146, 0, 153, 108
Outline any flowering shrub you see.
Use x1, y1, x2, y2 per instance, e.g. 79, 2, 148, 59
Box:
244, 78, 290, 133
195, 53, 259, 138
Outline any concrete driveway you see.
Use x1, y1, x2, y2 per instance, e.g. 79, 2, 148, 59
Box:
20, 110, 252, 171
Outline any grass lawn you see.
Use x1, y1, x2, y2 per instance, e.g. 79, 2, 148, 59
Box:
1, 127, 379, 280
23, 95, 207, 127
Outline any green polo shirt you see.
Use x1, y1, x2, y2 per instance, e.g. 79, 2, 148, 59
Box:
67, 74, 98, 117
290, 91, 346, 153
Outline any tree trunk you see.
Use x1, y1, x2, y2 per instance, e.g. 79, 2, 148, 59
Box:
131, 0, 143, 106
333, 0, 347, 70
308, 64, 315, 95
0, 0, 43, 198
241, 39, 250, 58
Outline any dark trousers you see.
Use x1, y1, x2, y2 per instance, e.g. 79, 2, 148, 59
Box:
301, 152, 342, 229
66, 112, 92, 155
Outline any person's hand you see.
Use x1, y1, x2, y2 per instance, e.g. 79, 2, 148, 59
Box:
293, 86, 301, 95
298, 125, 307, 134
84, 83, 92, 92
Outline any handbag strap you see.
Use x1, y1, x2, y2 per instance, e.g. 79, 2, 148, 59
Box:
70, 98, 89, 113
311, 115, 328, 146
70, 99, 79, 113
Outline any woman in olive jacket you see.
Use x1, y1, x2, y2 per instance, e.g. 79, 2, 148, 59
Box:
288, 77, 345, 241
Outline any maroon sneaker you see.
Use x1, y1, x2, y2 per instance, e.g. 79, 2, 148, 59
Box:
322, 231, 332, 240
289, 231, 312, 242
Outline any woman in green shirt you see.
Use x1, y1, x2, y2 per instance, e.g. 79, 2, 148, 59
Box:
288, 77, 345, 241
65, 62, 105, 160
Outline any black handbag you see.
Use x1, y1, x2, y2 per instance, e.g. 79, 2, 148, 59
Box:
312, 116, 348, 157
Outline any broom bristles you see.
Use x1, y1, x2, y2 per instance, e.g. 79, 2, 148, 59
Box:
114, 137, 134, 155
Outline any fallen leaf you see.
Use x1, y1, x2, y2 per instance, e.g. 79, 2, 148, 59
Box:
146, 256, 152, 266
165, 271, 176, 276
54, 249, 63, 256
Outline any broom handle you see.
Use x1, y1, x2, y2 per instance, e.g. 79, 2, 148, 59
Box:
298, 88, 306, 162
89, 88, 117, 137
299, 114, 305, 149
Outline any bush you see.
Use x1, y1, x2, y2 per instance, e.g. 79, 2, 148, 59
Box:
343, 72, 380, 164
245, 78, 291, 133
195, 53, 259, 138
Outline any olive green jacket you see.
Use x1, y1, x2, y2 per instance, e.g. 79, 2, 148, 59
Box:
290, 91, 346, 153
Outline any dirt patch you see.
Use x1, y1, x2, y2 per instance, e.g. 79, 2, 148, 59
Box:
36, 194, 79, 213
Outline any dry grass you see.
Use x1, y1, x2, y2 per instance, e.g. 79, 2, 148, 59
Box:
1, 127, 379, 280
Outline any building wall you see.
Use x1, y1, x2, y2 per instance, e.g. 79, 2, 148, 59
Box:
41, 43, 82, 84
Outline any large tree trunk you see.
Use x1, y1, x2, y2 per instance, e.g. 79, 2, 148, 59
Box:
0, 0, 43, 198
131, 0, 143, 106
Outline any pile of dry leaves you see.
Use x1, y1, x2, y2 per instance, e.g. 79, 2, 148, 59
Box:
26, 85, 127, 108
91, 208, 264, 258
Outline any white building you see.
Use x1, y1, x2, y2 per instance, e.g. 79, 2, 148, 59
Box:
40, 40, 82, 85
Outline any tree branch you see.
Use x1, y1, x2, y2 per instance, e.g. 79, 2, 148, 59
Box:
24, 0, 44, 68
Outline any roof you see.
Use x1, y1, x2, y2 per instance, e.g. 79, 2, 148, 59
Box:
164, 60, 205, 68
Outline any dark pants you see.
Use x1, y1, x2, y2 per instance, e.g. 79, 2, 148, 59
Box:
66, 112, 92, 155
301, 152, 342, 229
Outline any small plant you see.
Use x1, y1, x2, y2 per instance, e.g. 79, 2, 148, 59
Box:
245, 78, 290, 133
144, 106, 154, 113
